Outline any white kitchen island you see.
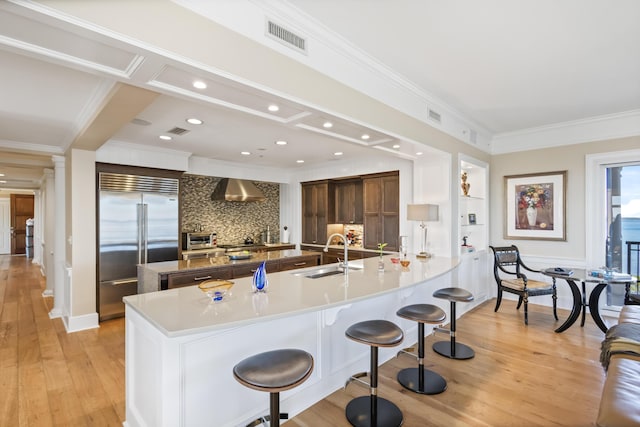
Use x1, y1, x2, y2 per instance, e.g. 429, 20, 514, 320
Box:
123, 254, 460, 427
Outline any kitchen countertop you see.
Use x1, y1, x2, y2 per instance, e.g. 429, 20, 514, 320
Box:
142, 249, 316, 275
301, 243, 393, 254
126, 254, 460, 337
181, 242, 295, 259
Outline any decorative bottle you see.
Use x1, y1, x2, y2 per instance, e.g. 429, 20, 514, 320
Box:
252, 261, 268, 293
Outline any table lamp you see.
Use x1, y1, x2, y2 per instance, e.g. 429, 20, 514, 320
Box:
407, 203, 439, 258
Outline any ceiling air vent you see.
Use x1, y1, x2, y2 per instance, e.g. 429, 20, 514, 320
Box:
167, 127, 190, 136
266, 20, 307, 53
428, 108, 442, 123
469, 129, 478, 144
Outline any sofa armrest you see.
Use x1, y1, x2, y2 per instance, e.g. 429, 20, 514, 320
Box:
597, 355, 640, 427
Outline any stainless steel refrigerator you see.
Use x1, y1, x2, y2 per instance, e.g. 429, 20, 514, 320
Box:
98, 172, 179, 321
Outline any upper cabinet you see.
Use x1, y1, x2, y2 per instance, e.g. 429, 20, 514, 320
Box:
301, 171, 399, 250
363, 172, 400, 251
334, 179, 363, 224
301, 180, 334, 244
458, 156, 488, 254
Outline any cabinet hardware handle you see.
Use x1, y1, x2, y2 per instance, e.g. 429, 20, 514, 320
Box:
294, 262, 306, 266
194, 275, 212, 281
250, 269, 257, 273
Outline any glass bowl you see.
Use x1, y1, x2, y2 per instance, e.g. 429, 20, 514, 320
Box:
198, 280, 234, 302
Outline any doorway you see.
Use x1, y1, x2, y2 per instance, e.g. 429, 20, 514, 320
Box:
10, 194, 34, 255
605, 164, 640, 306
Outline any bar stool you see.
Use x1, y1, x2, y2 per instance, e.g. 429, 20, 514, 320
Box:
233, 348, 314, 427
396, 304, 447, 394
344, 319, 404, 427
432, 287, 475, 360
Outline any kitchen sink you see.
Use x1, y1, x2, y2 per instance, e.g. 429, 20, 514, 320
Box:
293, 264, 363, 279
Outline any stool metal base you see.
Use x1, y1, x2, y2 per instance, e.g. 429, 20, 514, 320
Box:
346, 395, 403, 427
432, 341, 475, 360
397, 367, 446, 395
245, 413, 288, 427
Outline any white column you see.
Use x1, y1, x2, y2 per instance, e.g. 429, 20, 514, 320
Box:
49, 155, 66, 319
32, 189, 42, 266
42, 169, 55, 297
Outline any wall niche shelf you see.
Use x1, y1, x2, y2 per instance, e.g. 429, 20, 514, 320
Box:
457, 154, 490, 303
458, 156, 488, 255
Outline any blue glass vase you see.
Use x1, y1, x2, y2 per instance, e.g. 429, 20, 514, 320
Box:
252, 261, 268, 293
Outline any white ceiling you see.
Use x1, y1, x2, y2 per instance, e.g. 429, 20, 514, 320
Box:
1, 0, 639, 190
282, 0, 640, 133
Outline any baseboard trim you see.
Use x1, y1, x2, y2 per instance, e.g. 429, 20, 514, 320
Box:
64, 312, 99, 333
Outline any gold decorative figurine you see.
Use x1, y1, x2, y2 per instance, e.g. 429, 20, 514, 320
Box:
461, 171, 470, 196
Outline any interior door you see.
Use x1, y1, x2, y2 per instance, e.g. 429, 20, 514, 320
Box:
10, 194, 34, 255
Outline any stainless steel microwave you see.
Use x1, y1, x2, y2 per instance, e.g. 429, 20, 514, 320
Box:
182, 232, 217, 250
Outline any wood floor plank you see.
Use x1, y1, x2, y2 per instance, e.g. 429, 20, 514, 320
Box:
0, 254, 609, 426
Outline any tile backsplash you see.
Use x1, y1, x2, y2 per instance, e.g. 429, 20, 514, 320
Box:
181, 174, 280, 245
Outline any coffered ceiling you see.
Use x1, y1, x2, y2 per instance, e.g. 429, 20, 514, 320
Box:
1, 0, 639, 190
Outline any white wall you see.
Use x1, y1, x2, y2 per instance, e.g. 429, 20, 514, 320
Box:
0, 198, 9, 254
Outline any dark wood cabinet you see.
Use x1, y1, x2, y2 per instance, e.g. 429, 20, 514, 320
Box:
163, 253, 319, 289
301, 171, 398, 250
334, 179, 363, 224
363, 173, 399, 251
167, 267, 233, 289
301, 181, 333, 244
279, 255, 320, 271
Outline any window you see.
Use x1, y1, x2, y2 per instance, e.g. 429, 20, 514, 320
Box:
586, 150, 640, 311
605, 164, 640, 305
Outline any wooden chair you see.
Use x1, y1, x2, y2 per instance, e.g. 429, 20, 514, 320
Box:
490, 245, 558, 325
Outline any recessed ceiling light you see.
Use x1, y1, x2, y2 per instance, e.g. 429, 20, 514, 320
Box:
268, 104, 279, 112
0, 180, 6, 183
416, 152, 423, 156
186, 118, 203, 125
0, 173, 4, 177
392, 144, 401, 149
275, 140, 287, 146
241, 151, 251, 156
361, 134, 370, 140
334, 152, 343, 156
193, 80, 207, 89
159, 135, 172, 141
296, 160, 305, 163
323, 121, 333, 128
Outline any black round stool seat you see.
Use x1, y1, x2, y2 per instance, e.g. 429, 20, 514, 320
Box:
396, 304, 446, 324
234, 349, 313, 427
432, 287, 475, 360
433, 287, 474, 303
345, 319, 404, 347
345, 320, 404, 427
396, 304, 447, 395
233, 348, 313, 392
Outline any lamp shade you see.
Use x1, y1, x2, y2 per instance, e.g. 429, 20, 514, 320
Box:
407, 204, 439, 222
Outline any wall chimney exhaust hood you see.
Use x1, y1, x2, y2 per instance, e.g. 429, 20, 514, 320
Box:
210, 178, 265, 202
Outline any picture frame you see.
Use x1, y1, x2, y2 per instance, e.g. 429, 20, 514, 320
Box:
504, 170, 567, 241
468, 213, 476, 225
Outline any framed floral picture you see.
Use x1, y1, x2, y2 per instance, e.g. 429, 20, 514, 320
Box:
504, 171, 567, 241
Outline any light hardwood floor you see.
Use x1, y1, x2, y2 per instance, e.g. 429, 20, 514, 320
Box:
0, 254, 606, 426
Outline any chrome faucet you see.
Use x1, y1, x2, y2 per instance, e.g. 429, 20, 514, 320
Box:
324, 233, 350, 273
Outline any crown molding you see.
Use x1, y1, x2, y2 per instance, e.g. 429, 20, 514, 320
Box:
491, 109, 640, 154
0, 139, 64, 155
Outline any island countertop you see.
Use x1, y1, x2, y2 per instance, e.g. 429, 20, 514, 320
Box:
125, 254, 460, 338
